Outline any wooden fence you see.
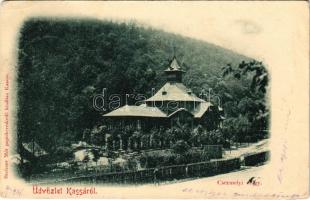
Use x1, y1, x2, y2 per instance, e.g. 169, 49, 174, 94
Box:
57, 157, 240, 184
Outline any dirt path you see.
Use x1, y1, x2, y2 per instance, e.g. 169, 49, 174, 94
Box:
223, 139, 269, 159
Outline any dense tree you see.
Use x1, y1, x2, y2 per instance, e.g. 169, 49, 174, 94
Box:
221, 61, 269, 143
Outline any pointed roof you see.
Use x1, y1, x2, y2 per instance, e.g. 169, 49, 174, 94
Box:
164, 57, 185, 73
103, 104, 167, 118
103, 99, 211, 119
145, 82, 205, 102
103, 102, 211, 119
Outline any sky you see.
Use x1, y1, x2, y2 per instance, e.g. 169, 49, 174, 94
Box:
0, 1, 307, 61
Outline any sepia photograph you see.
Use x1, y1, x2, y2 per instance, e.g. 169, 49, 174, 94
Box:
16, 17, 270, 185
0, 1, 308, 199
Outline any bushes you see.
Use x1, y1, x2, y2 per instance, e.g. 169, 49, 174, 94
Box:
172, 140, 190, 154
140, 150, 175, 168
139, 148, 212, 168
203, 145, 223, 159
184, 149, 209, 163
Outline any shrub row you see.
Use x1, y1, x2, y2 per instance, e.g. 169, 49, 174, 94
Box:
139, 146, 222, 168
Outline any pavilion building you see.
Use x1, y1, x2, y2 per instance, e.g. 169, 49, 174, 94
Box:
103, 56, 223, 131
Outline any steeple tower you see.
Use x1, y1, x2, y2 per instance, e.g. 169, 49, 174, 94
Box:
164, 56, 185, 83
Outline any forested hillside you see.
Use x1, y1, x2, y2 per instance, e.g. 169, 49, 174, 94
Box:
17, 18, 267, 153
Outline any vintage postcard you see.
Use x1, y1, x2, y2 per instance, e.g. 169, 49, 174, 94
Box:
0, 1, 309, 199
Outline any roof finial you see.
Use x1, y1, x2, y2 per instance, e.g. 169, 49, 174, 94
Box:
173, 44, 176, 59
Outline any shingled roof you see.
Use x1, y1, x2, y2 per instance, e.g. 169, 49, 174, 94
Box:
103, 104, 167, 118
103, 103, 212, 119
145, 82, 205, 102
